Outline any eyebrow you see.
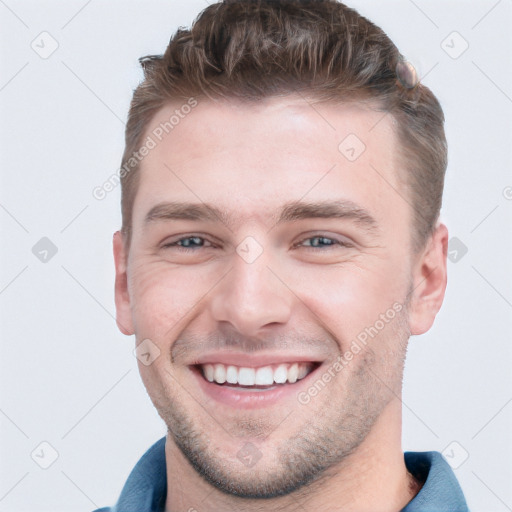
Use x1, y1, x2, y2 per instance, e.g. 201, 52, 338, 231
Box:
144, 200, 379, 234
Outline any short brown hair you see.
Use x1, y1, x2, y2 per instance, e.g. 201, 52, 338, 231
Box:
120, 0, 447, 253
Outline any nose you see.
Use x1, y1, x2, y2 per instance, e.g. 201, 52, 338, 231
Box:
209, 244, 292, 337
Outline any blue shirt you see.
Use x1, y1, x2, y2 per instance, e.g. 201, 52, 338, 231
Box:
93, 437, 469, 512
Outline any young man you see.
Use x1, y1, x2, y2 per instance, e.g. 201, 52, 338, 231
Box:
95, 1, 469, 510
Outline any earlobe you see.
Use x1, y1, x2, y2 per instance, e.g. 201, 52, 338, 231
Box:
113, 231, 135, 336
408, 223, 449, 335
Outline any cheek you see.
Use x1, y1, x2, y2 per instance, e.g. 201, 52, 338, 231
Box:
128, 261, 212, 339
292, 259, 408, 344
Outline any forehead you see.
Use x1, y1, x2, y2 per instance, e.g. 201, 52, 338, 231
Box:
143, 95, 398, 163
132, 95, 407, 231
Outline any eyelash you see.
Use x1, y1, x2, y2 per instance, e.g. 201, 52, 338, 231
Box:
161, 235, 351, 252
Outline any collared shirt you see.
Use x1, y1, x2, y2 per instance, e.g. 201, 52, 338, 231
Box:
93, 437, 469, 512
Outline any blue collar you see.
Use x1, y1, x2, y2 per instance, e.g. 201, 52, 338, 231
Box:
113, 437, 167, 512
402, 451, 469, 510
102, 437, 468, 511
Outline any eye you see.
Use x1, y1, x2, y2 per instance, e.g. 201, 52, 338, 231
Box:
295, 235, 352, 250
161, 234, 352, 254
161, 235, 214, 252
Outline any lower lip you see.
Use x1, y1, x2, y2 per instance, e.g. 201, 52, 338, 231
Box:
191, 365, 321, 409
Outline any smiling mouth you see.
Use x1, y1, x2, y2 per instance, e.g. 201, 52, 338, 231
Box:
192, 361, 321, 389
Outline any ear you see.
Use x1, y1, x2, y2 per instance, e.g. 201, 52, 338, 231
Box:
113, 231, 135, 335
408, 222, 448, 335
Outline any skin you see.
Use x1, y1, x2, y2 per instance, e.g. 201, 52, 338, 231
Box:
113, 94, 448, 512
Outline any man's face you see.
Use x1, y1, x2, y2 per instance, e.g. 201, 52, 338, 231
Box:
115, 96, 421, 497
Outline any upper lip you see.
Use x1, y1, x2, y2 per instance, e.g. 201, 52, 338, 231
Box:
191, 351, 325, 368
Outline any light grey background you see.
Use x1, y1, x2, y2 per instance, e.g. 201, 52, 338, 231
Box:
1, 0, 511, 511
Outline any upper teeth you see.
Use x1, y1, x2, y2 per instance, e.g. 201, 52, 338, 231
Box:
200, 362, 313, 386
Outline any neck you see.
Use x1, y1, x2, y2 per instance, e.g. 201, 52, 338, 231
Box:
164, 401, 422, 512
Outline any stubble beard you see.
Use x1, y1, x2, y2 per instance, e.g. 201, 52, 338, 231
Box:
151, 306, 411, 500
